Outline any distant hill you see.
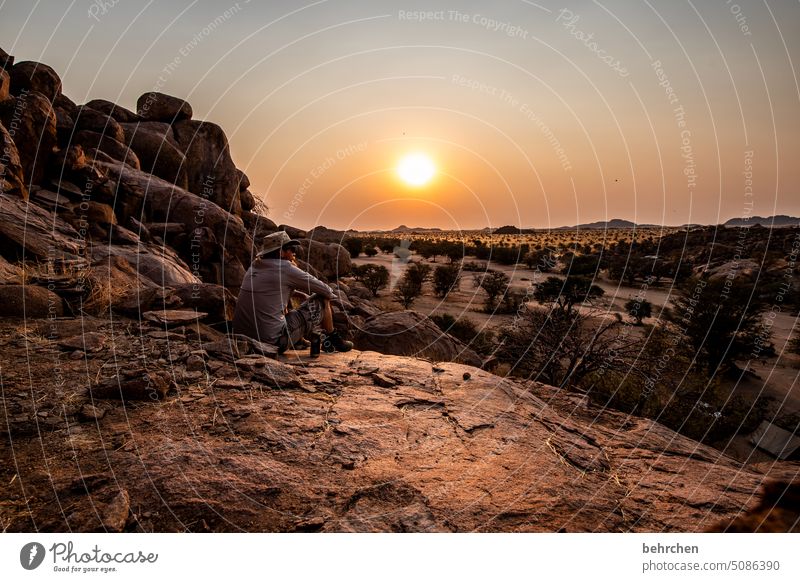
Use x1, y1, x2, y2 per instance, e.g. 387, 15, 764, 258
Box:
555, 219, 660, 230
724, 215, 800, 227
493, 225, 524, 235
391, 225, 443, 233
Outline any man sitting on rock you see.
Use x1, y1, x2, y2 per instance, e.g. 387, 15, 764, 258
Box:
233, 231, 353, 354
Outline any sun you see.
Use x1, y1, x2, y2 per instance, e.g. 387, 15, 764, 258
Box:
396, 153, 436, 187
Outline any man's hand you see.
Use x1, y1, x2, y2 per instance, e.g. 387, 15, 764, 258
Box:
292, 290, 310, 302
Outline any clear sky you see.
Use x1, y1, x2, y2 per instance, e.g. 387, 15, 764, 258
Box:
2, 0, 798, 230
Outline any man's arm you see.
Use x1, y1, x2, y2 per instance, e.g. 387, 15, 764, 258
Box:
285, 263, 337, 300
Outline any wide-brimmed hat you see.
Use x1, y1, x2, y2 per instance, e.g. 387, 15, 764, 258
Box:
257, 231, 301, 256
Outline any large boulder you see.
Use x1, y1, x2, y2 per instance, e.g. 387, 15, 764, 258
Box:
353, 311, 483, 367
9, 61, 61, 102
170, 282, 237, 322
173, 119, 241, 215
84, 99, 139, 123
0, 121, 28, 199
95, 160, 253, 267
136, 92, 192, 123
73, 106, 126, 143
298, 240, 352, 279
241, 211, 277, 241
0, 68, 9, 101
91, 242, 200, 287
72, 130, 140, 170
119, 121, 188, 189
239, 189, 256, 212
0, 47, 13, 71
0, 193, 83, 260
0, 285, 64, 318
0, 90, 57, 185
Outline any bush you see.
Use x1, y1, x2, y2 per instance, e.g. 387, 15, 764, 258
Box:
624, 298, 652, 325
433, 263, 462, 298
393, 262, 431, 308
472, 270, 510, 312
666, 276, 768, 373
533, 276, 604, 313
343, 238, 363, 258
353, 263, 389, 297
431, 314, 495, 356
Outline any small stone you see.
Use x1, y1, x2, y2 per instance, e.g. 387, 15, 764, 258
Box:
463, 372, 471, 381
78, 403, 106, 422
185, 354, 205, 371
69, 350, 85, 360
100, 490, 130, 532
143, 309, 207, 326
58, 332, 107, 353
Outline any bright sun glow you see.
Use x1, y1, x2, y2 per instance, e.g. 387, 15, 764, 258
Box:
397, 153, 436, 187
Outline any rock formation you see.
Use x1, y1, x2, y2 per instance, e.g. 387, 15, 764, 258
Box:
1, 48, 797, 533
0, 323, 797, 532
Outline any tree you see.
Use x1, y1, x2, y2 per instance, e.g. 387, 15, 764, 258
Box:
624, 298, 652, 325
343, 237, 363, 258
364, 246, 378, 258
666, 276, 768, 373
473, 270, 510, 311
353, 263, 389, 297
562, 253, 602, 277
431, 314, 495, 356
533, 276, 604, 314
433, 263, 461, 298
393, 262, 431, 308
496, 307, 634, 389
524, 248, 557, 272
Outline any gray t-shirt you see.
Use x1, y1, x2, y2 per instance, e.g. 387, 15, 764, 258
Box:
232, 258, 336, 343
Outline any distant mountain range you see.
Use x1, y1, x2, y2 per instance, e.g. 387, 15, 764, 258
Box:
320, 216, 799, 235
723, 215, 800, 227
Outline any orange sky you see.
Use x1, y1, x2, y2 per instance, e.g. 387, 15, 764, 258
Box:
2, 1, 799, 230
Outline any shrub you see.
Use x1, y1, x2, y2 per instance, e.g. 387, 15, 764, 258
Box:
353, 263, 390, 297
393, 262, 431, 308
433, 263, 462, 298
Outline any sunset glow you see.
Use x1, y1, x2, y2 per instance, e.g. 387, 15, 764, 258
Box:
396, 153, 436, 187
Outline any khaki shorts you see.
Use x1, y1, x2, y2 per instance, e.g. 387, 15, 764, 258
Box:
279, 294, 325, 351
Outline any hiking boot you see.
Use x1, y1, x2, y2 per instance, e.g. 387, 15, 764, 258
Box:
321, 330, 353, 353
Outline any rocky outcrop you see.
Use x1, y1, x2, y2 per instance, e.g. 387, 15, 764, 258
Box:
0, 122, 27, 199
8, 61, 62, 102
96, 160, 252, 277
72, 130, 141, 170
119, 121, 188, 189
1, 325, 796, 533
173, 119, 241, 215
92, 242, 200, 287
84, 99, 139, 123
299, 239, 352, 280
0, 90, 57, 185
353, 311, 483, 367
0, 193, 83, 260
136, 92, 192, 123
73, 106, 126, 143
0, 68, 9, 101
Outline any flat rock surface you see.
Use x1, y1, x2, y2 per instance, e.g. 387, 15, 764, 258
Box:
0, 318, 796, 532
